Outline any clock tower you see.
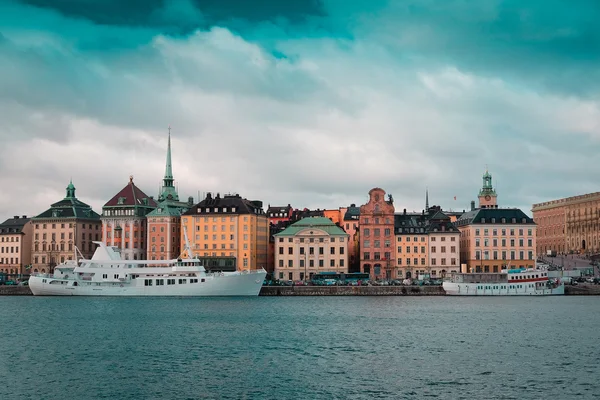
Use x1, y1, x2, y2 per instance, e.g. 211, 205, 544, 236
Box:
478, 169, 498, 209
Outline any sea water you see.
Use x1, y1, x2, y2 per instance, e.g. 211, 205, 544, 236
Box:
0, 296, 598, 399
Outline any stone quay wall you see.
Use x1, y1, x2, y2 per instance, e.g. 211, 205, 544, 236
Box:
0, 286, 32, 295
260, 285, 446, 296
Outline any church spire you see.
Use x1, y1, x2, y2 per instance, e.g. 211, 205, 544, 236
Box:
158, 126, 179, 202
164, 126, 174, 187
425, 187, 429, 211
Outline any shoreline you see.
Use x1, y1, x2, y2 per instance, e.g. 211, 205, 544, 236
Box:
3, 285, 599, 296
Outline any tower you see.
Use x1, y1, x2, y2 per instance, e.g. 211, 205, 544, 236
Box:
158, 126, 179, 202
425, 188, 429, 211
478, 168, 498, 209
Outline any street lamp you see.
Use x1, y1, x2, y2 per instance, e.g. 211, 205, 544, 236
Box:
304, 251, 308, 282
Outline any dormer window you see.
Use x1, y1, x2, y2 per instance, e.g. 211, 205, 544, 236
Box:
481, 218, 486, 223
214, 208, 218, 212
522, 218, 526, 223
501, 218, 506, 223
232, 207, 236, 212
491, 218, 495, 223
117, 197, 125, 205
205, 208, 209, 213
197, 208, 201, 213
223, 208, 228, 213
512, 218, 516, 223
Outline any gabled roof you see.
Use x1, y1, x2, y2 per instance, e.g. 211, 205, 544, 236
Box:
456, 208, 535, 226
274, 217, 348, 237
104, 177, 158, 208
182, 193, 264, 216
0, 216, 30, 234
429, 210, 450, 221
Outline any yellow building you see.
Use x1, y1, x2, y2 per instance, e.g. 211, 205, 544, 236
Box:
181, 193, 268, 271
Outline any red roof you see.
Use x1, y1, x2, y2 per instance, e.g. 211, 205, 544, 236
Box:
103, 177, 158, 208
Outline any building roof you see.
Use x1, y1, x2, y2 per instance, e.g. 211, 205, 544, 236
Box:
147, 198, 193, 217
343, 204, 360, 221
274, 216, 348, 237
0, 216, 30, 234
456, 208, 535, 227
104, 176, 158, 209
34, 181, 101, 221
267, 204, 292, 216
182, 192, 264, 216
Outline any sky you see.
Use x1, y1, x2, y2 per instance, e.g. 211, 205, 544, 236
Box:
1, 0, 599, 222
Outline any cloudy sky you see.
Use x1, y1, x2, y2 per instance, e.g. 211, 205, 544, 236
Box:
1, 0, 599, 222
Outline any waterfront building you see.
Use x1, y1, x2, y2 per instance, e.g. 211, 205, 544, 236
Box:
425, 209, 461, 278
342, 204, 360, 272
456, 171, 536, 272
359, 188, 396, 279
394, 209, 428, 280
274, 216, 349, 281
0, 215, 32, 277
146, 129, 194, 262
31, 181, 101, 273
101, 176, 157, 260
181, 192, 268, 271
532, 192, 600, 255
266, 204, 293, 275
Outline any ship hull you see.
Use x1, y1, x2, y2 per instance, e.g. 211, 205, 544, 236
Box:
442, 281, 565, 296
29, 270, 266, 297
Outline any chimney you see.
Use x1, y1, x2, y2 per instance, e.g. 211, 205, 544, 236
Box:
22, 215, 26, 219
470, 200, 475, 211
403, 209, 406, 215
206, 192, 212, 200
188, 196, 194, 205
13, 216, 18, 219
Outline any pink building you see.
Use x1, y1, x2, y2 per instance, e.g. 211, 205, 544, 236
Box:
359, 188, 396, 279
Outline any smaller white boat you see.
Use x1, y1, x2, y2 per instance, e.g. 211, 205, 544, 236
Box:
442, 267, 564, 296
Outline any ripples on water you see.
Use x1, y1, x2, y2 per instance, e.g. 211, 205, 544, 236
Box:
0, 296, 598, 399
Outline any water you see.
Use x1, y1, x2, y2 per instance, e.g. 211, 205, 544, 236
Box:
0, 296, 598, 399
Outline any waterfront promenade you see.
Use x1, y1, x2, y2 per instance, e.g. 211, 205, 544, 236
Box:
3, 285, 600, 296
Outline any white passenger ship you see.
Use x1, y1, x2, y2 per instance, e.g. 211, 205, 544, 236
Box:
442, 268, 564, 296
29, 241, 266, 297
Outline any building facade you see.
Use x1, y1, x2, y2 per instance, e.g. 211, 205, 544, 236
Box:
359, 188, 396, 279
181, 192, 269, 271
456, 208, 536, 272
342, 204, 360, 272
532, 192, 600, 255
0, 215, 32, 277
426, 210, 461, 277
31, 181, 101, 273
274, 217, 349, 282
147, 128, 193, 262
101, 176, 157, 260
394, 210, 428, 280
457, 172, 535, 272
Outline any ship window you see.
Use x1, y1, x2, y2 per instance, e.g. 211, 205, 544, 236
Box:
201, 279, 205, 283
156, 279, 164, 286
178, 279, 187, 284
144, 279, 152, 286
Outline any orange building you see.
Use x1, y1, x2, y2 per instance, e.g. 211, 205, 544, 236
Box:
181, 193, 269, 271
532, 192, 600, 255
147, 128, 193, 262
359, 188, 396, 279
341, 205, 360, 272
101, 176, 157, 260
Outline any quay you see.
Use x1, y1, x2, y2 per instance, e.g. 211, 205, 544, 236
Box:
1, 285, 599, 296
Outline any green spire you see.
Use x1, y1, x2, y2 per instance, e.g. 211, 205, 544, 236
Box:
65, 179, 76, 199
158, 126, 179, 202
164, 126, 174, 185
